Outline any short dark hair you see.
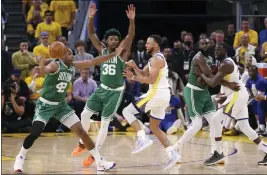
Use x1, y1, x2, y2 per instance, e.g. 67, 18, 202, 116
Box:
217, 42, 230, 51
104, 28, 121, 40
248, 65, 258, 72
75, 40, 86, 48
216, 30, 224, 35
45, 10, 52, 16
242, 17, 249, 22
19, 38, 29, 45
149, 35, 162, 47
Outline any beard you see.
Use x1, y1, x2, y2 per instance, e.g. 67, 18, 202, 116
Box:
200, 49, 209, 57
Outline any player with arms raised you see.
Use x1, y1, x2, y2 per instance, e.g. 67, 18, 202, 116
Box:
13, 42, 124, 172
71, 3, 135, 167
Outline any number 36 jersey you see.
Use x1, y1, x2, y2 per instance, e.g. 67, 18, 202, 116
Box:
100, 48, 125, 89
41, 59, 75, 102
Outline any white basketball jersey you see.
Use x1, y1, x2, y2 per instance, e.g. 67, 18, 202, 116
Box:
221, 57, 245, 96
148, 52, 170, 90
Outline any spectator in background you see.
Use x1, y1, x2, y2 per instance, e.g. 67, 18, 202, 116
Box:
215, 30, 234, 57
173, 40, 182, 49
73, 68, 97, 118
12, 39, 37, 79
235, 34, 256, 65
24, 65, 44, 103
240, 55, 257, 85
50, 0, 76, 39
35, 10, 61, 44
167, 60, 184, 97
171, 32, 196, 85
208, 38, 216, 59
33, 31, 50, 59
260, 40, 267, 63
163, 47, 172, 60
259, 17, 267, 49
132, 39, 148, 69
246, 66, 264, 133
237, 63, 247, 85
210, 31, 216, 40
26, 0, 49, 22
180, 31, 187, 43
27, 9, 43, 47
1, 40, 13, 83
234, 18, 258, 49
225, 23, 235, 47
1, 80, 31, 133
255, 78, 267, 136
73, 40, 94, 77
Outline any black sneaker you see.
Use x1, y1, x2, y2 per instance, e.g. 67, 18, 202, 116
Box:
257, 130, 264, 136
261, 131, 267, 137
258, 153, 267, 166
204, 151, 225, 166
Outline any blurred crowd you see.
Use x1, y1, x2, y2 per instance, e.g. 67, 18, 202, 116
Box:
1, 1, 267, 137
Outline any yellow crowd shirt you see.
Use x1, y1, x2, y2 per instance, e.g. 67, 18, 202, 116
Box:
261, 42, 267, 62
25, 76, 45, 100
233, 29, 258, 48
50, 0, 76, 28
33, 44, 50, 59
35, 21, 62, 43
26, 2, 49, 22
239, 47, 247, 65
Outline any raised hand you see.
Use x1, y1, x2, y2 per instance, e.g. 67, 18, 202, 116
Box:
126, 4, 135, 20
89, 2, 97, 17
123, 69, 134, 80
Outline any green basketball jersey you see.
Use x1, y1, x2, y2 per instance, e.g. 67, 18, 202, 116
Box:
100, 48, 125, 88
188, 52, 213, 89
41, 59, 75, 102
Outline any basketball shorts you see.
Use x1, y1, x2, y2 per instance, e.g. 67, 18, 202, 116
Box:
221, 88, 249, 120
86, 84, 124, 120
184, 86, 216, 118
33, 97, 78, 128
134, 88, 171, 120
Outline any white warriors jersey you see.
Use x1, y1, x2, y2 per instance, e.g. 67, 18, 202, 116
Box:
221, 57, 245, 96
147, 52, 170, 90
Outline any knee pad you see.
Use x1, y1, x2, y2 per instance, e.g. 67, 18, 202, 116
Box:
122, 103, 139, 124
81, 109, 95, 121
238, 120, 258, 141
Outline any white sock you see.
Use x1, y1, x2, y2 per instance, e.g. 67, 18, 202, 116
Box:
89, 148, 101, 164
95, 119, 110, 151
18, 146, 28, 158
79, 109, 94, 144
215, 141, 223, 154
137, 130, 146, 139
258, 141, 267, 153
178, 117, 202, 144
259, 124, 265, 131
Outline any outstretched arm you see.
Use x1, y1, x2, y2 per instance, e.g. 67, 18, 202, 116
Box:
124, 56, 163, 84
87, 2, 105, 53
73, 46, 123, 69
200, 62, 234, 88
38, 59, 59, 75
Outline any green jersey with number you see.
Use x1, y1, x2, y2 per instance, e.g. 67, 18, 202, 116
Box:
188, 52, 213, 89
41, 59, 75, 102
100, 48, 125, 88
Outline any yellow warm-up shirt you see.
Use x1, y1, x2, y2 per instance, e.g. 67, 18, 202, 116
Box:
33, 44, 50, 59
233, 29, 258, 48
26, 2, 49, 22
25, 76, 45, 100
35, 21, 62, 43
261, 42, 267, 62
50, 0, 76, 28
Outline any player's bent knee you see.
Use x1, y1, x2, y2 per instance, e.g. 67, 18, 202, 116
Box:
81, 109, 95, 120
122, 103, 138, 124
238, 119, 258, 140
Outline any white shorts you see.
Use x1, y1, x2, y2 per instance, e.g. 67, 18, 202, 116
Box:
61, 113, 80, 128
134, 88, 171, 120
221, 88, 249, 120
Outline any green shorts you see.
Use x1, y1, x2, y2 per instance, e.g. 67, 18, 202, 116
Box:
86, 85, 124, 120
33, 99, 75, 125
184, 86, 216, 118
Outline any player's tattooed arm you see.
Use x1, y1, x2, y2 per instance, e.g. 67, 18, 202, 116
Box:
73, 46, 123, 69
200, 62, 234, 88
87, 2, 106, 53
124, 56, 163, 84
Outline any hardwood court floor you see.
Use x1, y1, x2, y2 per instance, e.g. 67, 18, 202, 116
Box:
2, 131, 267, 174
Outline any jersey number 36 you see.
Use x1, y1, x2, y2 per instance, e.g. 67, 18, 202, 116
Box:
102, 64, 116, 75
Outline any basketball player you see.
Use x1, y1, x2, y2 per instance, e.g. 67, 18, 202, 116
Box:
71, 2, 135, 167
198, 43, 267, 166
122, 35, 181, 170
172, 38, 239, 157
13, 44, 124, 172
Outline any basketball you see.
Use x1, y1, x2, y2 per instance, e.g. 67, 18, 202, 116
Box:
49, 41, 66, 59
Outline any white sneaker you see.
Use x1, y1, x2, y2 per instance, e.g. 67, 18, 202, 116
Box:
167, 119, 181, 135
13, 155, 25, 172
97, 158, 116, 171
164, 150, 181, 170
132, 138, 153, 154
